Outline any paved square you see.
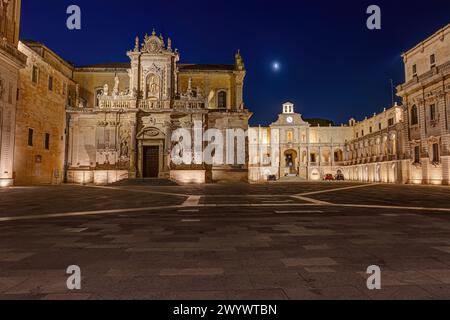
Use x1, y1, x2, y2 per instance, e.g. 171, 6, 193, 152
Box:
1, 181, 450, 300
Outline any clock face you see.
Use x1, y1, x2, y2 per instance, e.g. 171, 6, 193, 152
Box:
286, 116, 293, 124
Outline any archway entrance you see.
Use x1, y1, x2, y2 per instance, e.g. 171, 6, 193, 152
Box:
137, 127, 166, 179
284, 150, 298, 175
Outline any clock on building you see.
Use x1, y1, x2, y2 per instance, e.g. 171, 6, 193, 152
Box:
286, 116, 293, 124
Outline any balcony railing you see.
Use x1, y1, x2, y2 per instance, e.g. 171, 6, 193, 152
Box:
173, 100, 205, 110
98, 97, 133, 110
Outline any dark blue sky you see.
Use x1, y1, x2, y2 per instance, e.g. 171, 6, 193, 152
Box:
21, 0, 450, 126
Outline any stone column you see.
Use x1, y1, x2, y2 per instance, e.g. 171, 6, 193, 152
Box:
421, 158, 430, 184
0, 108, 14, 187
129, 121, 137, 178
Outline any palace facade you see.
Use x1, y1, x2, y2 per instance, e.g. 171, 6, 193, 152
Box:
397, 24, 450, 185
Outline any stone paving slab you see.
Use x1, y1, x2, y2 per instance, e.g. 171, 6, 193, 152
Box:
309, 184, 450, 208
0, 183, 450, 299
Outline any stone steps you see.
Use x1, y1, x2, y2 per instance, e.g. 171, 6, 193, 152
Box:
108, 178, 179, 186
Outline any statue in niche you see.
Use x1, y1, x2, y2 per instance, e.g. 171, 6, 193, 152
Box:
120, 140, 129, 157
147, 75, 159, 97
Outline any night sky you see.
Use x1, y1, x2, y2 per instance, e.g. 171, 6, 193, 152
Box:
20, 0, 450, 126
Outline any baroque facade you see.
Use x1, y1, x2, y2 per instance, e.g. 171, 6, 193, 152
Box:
0, 0, 26, 187
66, 31, 251, 184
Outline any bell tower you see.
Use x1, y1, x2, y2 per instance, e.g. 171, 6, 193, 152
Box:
283, 102, 294, 114
127, 29, 179, 109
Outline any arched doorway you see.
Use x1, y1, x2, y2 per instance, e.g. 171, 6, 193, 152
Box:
284, 149, 298, 175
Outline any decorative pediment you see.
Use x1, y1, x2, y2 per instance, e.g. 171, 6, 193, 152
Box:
137, 127, 165, 140
138, 29, 173, 55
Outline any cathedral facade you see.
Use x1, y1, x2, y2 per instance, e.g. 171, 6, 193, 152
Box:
66, 31, 251, 184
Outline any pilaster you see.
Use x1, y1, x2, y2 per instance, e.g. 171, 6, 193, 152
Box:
421, 158, 430, 184
441, 156, 450, 185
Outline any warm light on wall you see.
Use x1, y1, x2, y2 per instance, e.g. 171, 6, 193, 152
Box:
0, 179, 13, 187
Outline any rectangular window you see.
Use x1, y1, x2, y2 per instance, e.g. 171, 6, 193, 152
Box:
28, 128, 34, 147
412, 64, 417, 77
16, 88, 19, 101
48, 76, 53, 91
414, 146, 420, 164
379, 123, 382, 130
369, 127, 372, 134
217, 91, 227, 109
430, 104, 436, 121
432, 143, 440, 163
430, 54, 436, 68
310, 154, 316, 163
32, 66, 39, 84
388, 118, 394, 127
44, 133, 50, 150
361, 130, 364, 137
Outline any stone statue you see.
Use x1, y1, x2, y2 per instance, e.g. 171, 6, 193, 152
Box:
196, 86, 203, 98
103, 83, 109, 96
134, 36, 140, 52
235, 49, 245, 70
148, 75, 158, 96
186, 78, 193, 97
113, 75, 120, 97
120, 140, 129, 157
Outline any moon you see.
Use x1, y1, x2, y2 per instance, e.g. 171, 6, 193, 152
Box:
272, 61, 281, 72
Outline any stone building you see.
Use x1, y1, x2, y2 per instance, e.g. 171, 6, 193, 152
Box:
397, 23, 450, 185
1, 2, 448, 187
13, 41, 75, 185
249, 102, 352, 182
250, 24, 450, 186
66, 31, 251, 184
0, 0, 26, 187
342, 105, 408, 183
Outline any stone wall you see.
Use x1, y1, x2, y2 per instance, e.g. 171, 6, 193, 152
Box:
13, 42, 72, 185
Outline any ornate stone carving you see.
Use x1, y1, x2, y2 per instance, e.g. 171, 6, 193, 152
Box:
141, 115, 157, 128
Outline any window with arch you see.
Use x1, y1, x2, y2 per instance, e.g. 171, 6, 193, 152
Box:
217, 91, 227, 109
410, 105, 419, 125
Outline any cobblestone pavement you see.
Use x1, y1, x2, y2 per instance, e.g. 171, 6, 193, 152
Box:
1, 182, 450, 300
